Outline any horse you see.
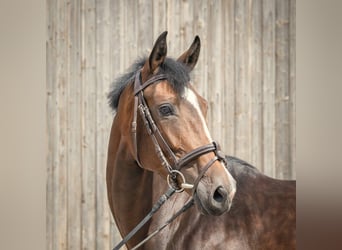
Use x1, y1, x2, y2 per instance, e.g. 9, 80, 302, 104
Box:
106, 31, 296, 250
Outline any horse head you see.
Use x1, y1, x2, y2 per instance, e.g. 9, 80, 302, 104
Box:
123, 31, 236, 216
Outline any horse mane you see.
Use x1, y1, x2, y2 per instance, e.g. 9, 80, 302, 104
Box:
226, 156, 256, 169
108, 57, 191, 111
226, 155, 261, 178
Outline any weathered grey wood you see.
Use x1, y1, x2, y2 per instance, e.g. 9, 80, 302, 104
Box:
250, 0, 263, 170
275, 0, 291, 179
109, 1, 125, 248
95, 1, 113, 249
67, 1, 82, 249
81, 0, 97, 249
289, 0, 296, 179
139, 0, 153, 51
234, 0, 251, 162
222, 0, 236, 155
47, 1, 296, 249
152, 1, 165, 40
262, 0, 276, 177
46, 0, 55, 248
48, 0, 69, 249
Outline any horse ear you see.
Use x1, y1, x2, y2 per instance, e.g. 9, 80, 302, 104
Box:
144, 31, 168, 75
177, 36, 201, 70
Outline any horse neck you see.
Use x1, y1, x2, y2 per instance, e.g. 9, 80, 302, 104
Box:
106, 86, 154, 247
227, 158, 295, 216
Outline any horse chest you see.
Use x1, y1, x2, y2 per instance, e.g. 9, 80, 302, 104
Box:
145, 204, 294, 250
146, 206, 251, 250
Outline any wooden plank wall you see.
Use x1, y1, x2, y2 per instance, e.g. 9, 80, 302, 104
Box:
47, 0, 295, 249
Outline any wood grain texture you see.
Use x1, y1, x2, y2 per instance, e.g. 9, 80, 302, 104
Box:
47, 0, 295, 248
95, 1, 113, 249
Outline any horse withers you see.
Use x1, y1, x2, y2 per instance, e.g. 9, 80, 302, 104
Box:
106, 31, 295, 250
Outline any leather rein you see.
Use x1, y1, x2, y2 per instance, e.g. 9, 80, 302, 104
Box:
113, 70, 226, 250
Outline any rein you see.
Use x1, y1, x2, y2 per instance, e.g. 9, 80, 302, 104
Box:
113, 70, 226, 249
113, 188, 176, 250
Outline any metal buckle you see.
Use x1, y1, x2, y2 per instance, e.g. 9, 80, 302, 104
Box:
167, 170, 194, 193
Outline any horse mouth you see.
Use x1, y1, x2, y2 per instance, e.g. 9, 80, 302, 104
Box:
193, 193, 211, 215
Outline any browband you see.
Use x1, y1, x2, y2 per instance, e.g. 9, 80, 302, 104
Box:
134, 73, 168, 95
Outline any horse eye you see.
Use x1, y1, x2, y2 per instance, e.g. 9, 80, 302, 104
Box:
158, 104, 174, 117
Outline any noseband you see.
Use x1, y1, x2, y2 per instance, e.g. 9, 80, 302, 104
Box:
131, 70, 227, 193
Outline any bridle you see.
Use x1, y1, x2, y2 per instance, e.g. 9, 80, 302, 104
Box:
113, 70, 227, 250
132, 70, 227, 193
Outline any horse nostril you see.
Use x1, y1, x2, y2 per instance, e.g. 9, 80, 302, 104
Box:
213, 186, 227, 203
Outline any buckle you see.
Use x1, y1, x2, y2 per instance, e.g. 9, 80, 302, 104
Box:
167, 170, 193, 193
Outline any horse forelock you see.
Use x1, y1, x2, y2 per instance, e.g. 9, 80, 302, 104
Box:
108, 57, 191, 112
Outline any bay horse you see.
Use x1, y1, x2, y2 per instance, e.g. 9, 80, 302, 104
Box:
106, 31, 296, 250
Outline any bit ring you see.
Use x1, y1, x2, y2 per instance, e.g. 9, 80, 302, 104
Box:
167, 170, 186, 193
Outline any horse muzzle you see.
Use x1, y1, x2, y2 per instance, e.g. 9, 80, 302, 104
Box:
194, 170, 236, 216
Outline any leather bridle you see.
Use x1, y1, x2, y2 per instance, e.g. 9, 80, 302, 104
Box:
132, 70, 227, 193
113, 70, 227, 250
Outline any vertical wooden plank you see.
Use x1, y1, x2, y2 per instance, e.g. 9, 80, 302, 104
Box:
262, 0, 276, 177
275, 0, 290, 179
81, 0, 97, 249
124, 0, 138, 66
46, 1, 54, 249
234, 0, 251, 162
190, 0, 203, 93
118, 0, 126, 73
138, 0, 153, 53
179, 0, 193, 50
289, 0, 296, 179
250, 0, 263, 169
207, 0, 224, 144
96, 1, 113, 249
109, 1, 125, 248
222, 0, 235, 155
152, 0, 167, 40
192, 0, 209, 101
67, 0, 82, 249
166, 0, 181, 54
53, 0, 69, 249
47, 0, 60, 249
205, 0, 213, 133
110, 0, 122, 80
